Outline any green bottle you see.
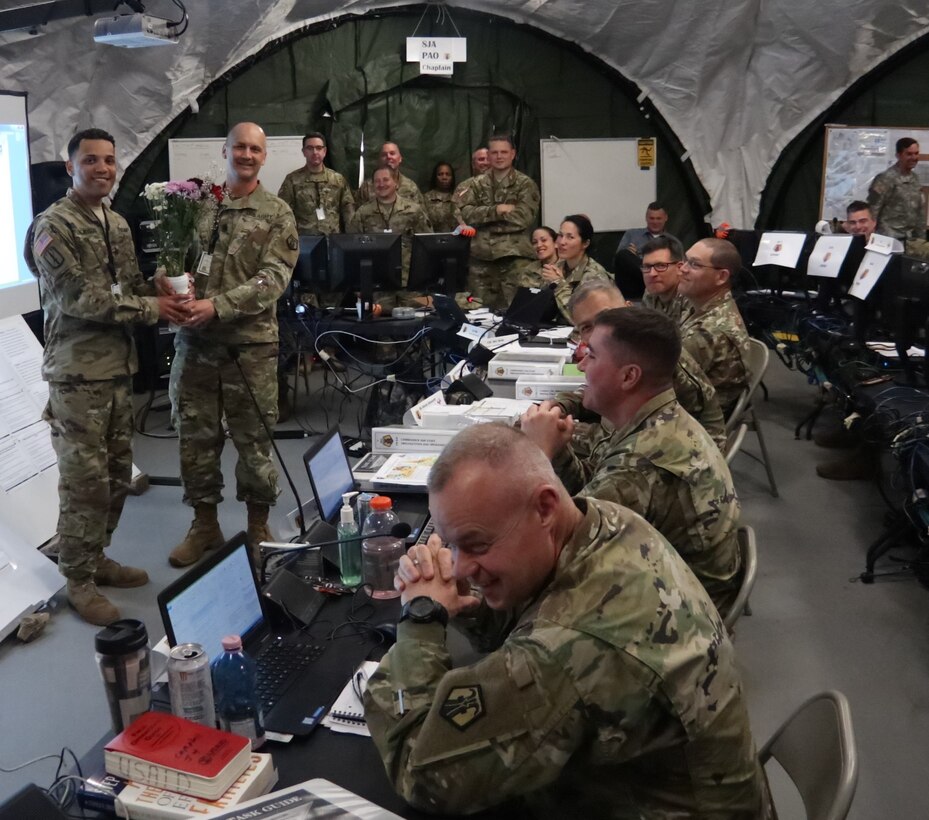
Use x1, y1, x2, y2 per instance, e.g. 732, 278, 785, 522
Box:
337, 493, 362, 586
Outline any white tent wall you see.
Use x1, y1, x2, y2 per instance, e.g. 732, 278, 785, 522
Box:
2, 1, 928, 226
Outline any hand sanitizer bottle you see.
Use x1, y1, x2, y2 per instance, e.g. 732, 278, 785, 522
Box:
338, 492, 362, 586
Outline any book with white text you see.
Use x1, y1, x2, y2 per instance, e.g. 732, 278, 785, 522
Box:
104, 712, 251, 801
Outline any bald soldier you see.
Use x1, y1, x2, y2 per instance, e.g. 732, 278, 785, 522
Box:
363, 423, 771, 818
356, 141, 425, 208
167, 122, 299, 567
522, 306, 741, 612
25, 128, 188, 625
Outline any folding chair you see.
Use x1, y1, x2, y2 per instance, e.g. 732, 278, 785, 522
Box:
723, 524, 757, 631
760, 690, 858, 820
725, 338, 778, 496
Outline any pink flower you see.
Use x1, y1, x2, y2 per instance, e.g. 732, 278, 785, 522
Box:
165, 179, 201, 200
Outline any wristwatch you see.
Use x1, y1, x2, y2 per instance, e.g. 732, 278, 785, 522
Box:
400, 596, 449, 628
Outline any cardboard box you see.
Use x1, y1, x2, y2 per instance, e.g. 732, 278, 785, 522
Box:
514, 375, 586, 400
487, 354, 568, 380
371, 426, 459, 453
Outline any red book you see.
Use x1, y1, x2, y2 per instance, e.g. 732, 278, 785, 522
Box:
105, 711, 251, 801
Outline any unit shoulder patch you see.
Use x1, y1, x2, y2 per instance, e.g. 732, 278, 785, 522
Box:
440, 685, 485, 731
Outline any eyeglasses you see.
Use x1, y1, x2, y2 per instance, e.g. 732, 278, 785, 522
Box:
682, 258, 722, 271
640, 262, 678, 273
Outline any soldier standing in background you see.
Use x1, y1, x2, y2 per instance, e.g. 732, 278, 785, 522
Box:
356, 141, 425, 208
456, 134, 539, 309
867, 137, 924, 248
278, 131, 354, 372
278, 132, 354, 235
26, 128, 188, 625
167, 122, 299, 567
452, 146, 489, 200
364, 423, 770, 818
348, 165, 433, 289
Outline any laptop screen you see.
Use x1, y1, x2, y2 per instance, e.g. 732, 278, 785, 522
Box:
159, 535, 264, 663
304, 430, 355, 522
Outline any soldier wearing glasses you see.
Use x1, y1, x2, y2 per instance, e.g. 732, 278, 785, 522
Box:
678, 238, 750, 416
639, 234, 690, 324
278, 132, 354, 236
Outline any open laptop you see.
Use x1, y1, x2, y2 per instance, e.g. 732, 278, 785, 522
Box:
302, 428, 430, 544
502, 285, 562, 331
157, 533, 329, 736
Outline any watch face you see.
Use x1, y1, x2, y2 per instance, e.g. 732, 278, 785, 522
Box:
410, 596, 437, 619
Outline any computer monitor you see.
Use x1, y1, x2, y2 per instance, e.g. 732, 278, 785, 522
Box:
881, 255, 929, 384
407, 233, 470, 295
808, 233, 866, 310
292, 235, 329, 290
328, 233, 403, 292
752, 231, 816, 294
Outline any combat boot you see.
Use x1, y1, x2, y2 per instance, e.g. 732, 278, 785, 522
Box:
95, 556, 149, 588
67, 579, 120, 626
246, 503, 273, 565
169, 504, 225, 568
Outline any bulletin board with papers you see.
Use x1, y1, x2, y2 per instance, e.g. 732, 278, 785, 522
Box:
819, 125, 929, 223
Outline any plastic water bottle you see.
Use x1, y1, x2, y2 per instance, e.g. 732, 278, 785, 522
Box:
362, 495, 404, 599
337, 492, 362, 586
211, 635, 265, 749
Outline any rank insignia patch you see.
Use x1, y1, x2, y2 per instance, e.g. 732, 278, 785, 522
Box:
440, 685, 485, 731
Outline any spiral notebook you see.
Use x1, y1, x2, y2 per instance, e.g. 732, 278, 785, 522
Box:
322, 660, 379, 736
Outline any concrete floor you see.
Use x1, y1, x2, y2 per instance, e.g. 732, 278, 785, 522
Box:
0, 359, 927, 817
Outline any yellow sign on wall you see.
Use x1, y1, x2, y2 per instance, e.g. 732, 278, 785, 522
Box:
637, 138, 656, 169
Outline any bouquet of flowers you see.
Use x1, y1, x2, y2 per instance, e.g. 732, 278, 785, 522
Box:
141, 178, 224, 277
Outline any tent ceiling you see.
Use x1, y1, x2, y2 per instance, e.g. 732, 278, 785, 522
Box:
2, 0, 928, 225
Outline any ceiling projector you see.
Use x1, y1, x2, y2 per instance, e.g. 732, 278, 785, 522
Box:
93, 13, 178, 47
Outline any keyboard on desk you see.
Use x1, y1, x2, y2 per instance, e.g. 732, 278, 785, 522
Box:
415, 518, 436, 546
255, 635, 325, 713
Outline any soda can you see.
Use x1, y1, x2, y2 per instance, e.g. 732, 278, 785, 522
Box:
167, 643, 215, 728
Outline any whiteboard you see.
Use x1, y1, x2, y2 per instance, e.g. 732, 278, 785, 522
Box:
168, 136, 307, 196
820, 125, 929, 223
540, 138, 656, 232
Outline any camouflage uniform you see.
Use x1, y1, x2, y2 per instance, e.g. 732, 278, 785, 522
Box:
27, 190, 161, 581
552, 255, 612, 323
169, 183, 298, 507
680, 290, 750, 418
867, 165, 925, 241
277, 165, 354, 235
553, 389, 741, 611
364, 496, 769, 818
357, 172, 424, 208
278, 166, 355, 309
456, 169, 540, 310
422, 189, 458, 233
643, 289, 692, 325
512, 258, 550, 291
554, 347, 728, 451
347, 195, 433, 287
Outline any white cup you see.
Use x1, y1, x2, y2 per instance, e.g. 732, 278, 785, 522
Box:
166, 274, 190, 296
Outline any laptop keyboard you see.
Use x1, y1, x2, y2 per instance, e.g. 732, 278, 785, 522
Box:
415, 518, 436, 546
255, 636, 325, 713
